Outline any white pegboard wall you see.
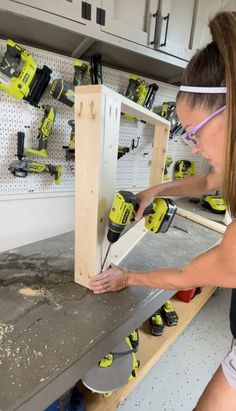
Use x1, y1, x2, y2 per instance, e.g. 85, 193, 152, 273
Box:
102, 66, 206, 189
0, 40, 75, 196
0, 40, 208, 197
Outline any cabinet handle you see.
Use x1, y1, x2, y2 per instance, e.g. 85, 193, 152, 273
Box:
160, 13, 170, 48
149, 10, 162, 47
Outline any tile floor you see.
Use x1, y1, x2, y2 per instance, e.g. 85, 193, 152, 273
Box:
118, 288, 232, 411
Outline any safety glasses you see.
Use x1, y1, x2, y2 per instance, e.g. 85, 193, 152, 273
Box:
180, 105, 226, 147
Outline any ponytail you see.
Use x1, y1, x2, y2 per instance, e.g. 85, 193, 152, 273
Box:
177, 12, 236, 216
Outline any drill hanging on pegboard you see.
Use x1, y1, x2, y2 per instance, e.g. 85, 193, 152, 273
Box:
50, 55, 103, 107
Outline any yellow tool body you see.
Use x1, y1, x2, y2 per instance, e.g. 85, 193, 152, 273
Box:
163, 155, 173, 181
123, 74, 149, 122
8, 132, 62, 185
201, 195, 226, 214
50, 79, 75, 107
73, 60, 90, 86
0, 40, 37, 99
174, 160, 195, 179
25, 105, 56, 158
0, 40, 51, 106
108, 190, 177, 244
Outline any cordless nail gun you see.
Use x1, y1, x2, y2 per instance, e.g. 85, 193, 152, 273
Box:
0, 39, 51, 106
101, 190, 177, 269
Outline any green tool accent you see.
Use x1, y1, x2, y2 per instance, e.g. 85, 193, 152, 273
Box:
163, 155, 173, 181
128, 329, 139, 353
150, 309, 164, 336
161, 300, 178, 326
25, 105, 56, 158
174, 160, 195, 179
123, 74, 149, 122
99, 354, 113, 368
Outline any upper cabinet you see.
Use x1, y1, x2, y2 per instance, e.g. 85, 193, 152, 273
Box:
155, 0, 198, 61
193, 0, 236, 51
99, 0, 200, 59
9, 0, 100, 25
99, 0, 236, 61
1, 0, 235, 83
100, 0, 159, 49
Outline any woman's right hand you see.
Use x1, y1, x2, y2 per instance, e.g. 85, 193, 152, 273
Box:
135, 187, 158, 221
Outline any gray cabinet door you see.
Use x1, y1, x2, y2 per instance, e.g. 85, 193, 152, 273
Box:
193, 0, 236, 51
100, 0, 159, 48
10, 0, 88, 24
156, 0, 198, 61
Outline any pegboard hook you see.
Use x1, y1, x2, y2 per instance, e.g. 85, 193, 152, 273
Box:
90, 100, 96, 119
131, 136, 140, 150
77, 101, 83, 117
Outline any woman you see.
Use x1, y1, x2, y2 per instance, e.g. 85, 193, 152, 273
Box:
89, 12, 236, 410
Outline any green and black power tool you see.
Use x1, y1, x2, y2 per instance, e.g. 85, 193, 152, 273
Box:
123, 75, 158, 122
73, 60, 90, 86
101, 190, 177, 269
63, 119, 75, 161
163, 155, 173, 181
9, 132, 61, 185
174, 160, 195, 179
50, 56, 102, 107
201, 194, 226, 214
25, 105, 56, 158
0, 39, 51, 106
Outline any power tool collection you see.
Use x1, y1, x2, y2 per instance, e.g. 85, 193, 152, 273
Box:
101, 190, 177, 270
0, 39, 105, 185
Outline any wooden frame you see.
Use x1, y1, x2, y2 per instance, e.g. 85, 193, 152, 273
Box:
74, 85, 170, 287
177, 208, 226, 234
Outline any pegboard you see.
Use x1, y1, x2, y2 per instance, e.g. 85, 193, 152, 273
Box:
0, 40, 75, 196
102, 66, 206, 190
0, 40, 207, 197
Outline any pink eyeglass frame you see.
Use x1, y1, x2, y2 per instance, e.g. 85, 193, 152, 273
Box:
181, 105, 226, 147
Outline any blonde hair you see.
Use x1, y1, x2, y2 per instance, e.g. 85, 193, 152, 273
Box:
177, 12, 236, 216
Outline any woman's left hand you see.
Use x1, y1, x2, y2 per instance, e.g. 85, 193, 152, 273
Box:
88, 263, 128, 294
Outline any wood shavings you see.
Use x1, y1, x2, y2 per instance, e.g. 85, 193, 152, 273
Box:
18, 287, 62, 310
18, 287, 45, 297
0, 322, 14, 344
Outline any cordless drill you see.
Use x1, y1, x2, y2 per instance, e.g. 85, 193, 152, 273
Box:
101, 191, 177, 269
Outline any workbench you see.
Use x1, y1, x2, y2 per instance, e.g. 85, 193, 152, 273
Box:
0, 215, 222, 411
